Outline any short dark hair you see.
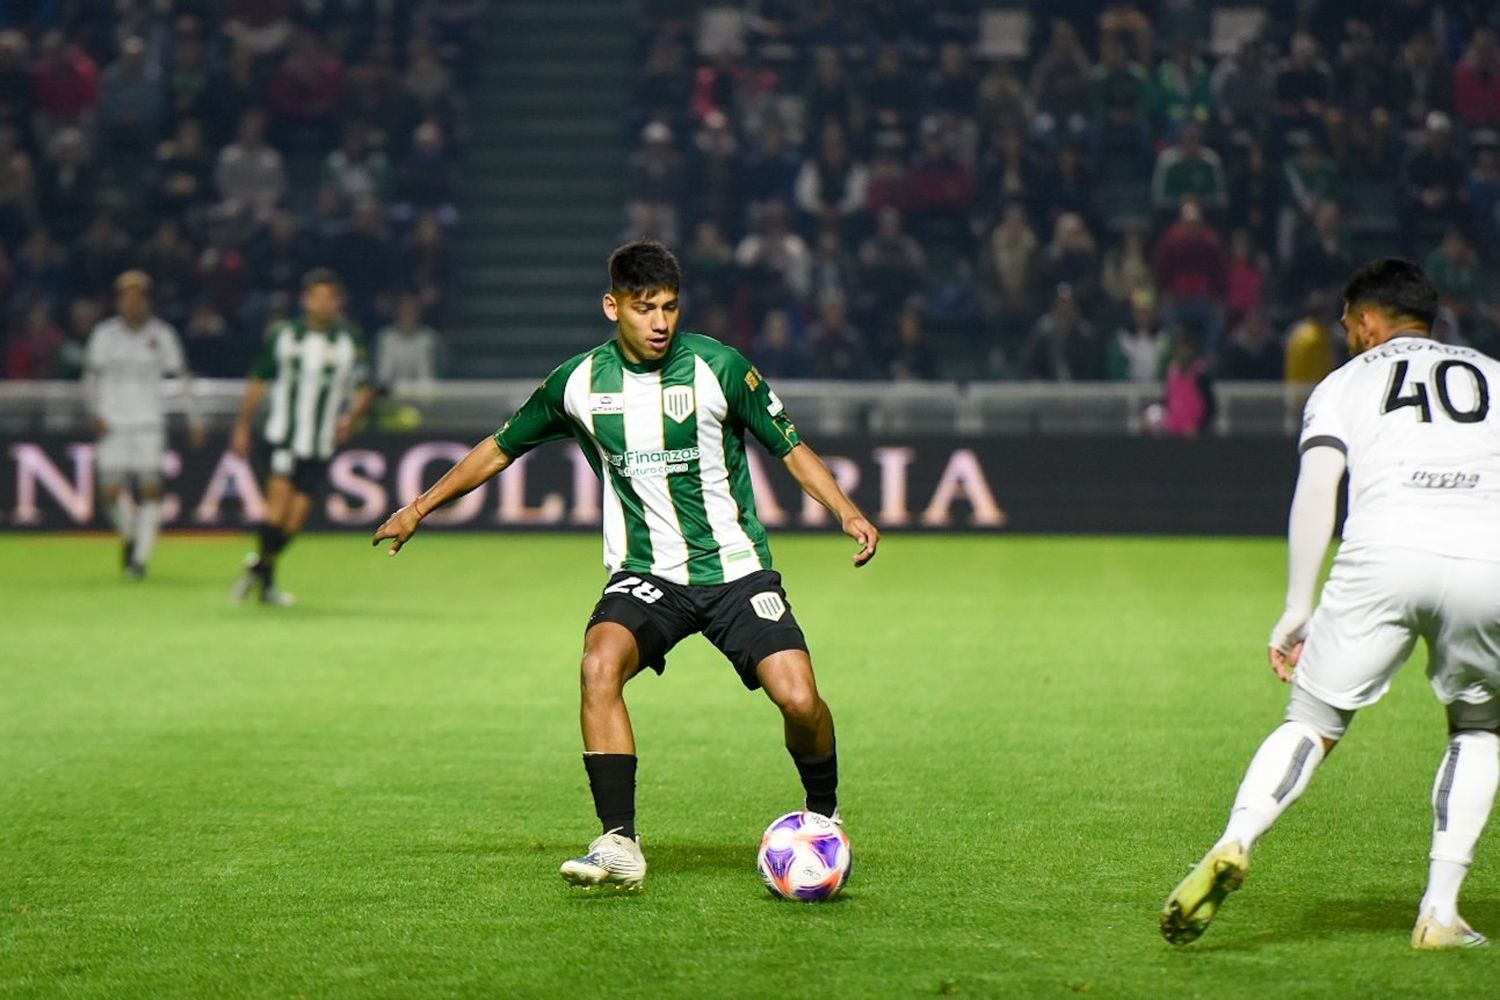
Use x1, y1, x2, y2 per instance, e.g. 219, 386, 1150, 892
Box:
1341, 257, 1438, 328
608, 240, 681, 297
302, 267, 343, 293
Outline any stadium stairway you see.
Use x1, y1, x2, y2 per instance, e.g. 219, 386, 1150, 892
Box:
452, 0, 629, 377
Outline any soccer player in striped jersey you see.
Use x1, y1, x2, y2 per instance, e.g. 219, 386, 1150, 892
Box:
372, 241, 879, 889
231, 269, 374, 606
85, 270, 203, 579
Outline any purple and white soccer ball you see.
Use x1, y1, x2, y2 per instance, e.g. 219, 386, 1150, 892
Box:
757, 810, 851, 901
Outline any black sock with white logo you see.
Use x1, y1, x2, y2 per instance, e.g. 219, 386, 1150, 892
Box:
583, 752, 637, 840
792, 746, 839, 818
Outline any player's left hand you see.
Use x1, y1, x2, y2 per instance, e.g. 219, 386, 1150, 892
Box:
372, 503, 424, 556
842, 514, 879, 567
335, 415, 356, 445
1268, 641, 1304, 683
1268, 608, 1311, 682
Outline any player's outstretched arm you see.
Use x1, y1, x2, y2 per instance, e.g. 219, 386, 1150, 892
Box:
1268, 445, 1346, 681
782, 442, 879, 567
229, 378, 268, 457
372, 436, 513, 555
337, 385, 377, 444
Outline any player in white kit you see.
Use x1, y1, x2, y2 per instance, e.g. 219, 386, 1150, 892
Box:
1163, 259, 1500, 950
84, 271, 201, 579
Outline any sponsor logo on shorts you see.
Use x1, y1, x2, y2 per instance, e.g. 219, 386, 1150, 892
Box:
750, 592, 786, 621
590, 393, 624, 415
661, 385, 695, 423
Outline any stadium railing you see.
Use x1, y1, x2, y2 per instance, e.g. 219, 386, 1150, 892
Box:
0, 380, 1309, 438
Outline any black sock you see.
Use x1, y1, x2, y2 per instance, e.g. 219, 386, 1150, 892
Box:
582, 753, 637, 840
255, 526, 291, 584
792, 746, 839, 817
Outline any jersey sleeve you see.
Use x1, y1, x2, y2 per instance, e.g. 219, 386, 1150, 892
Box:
1298, 374, 1350, 456
160, 324, 187, 375
494, 369, 572, 458
348, 328, 373, 390
83, 324, 107, 373
251, 326, 281, 381
723, 348, 803, 458
82, 325, 105, 417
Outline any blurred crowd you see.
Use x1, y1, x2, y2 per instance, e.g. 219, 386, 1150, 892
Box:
6, 0, 1500, 408
0, 0, 481, 385
628, 0, 1500, 393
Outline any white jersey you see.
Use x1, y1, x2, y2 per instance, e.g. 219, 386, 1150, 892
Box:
84, 316, 189, 431
1300, 334, 1500, 561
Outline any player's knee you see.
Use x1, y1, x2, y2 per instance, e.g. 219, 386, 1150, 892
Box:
1285, 684, 1354, 742
1445, 699, 1500, 736
137, 478, 164, 500
579, 649, 630, 698
773, 683, 822, 726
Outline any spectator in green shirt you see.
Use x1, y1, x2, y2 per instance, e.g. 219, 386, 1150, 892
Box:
1425, 228, 1485, 335
1277, 131, 1342, 262
1152, 40, 1215, 135
1089, 33, 1151, 171
1150, 123, 1226, 220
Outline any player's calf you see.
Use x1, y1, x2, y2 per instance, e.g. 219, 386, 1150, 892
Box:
759, 653, 839, 819
1418, 728, 1500, 942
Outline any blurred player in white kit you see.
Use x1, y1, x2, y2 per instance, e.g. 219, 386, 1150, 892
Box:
1163, 258, 1500, 950
84, 271, 202, 579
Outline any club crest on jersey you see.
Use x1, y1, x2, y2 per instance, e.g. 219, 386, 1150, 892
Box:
750, 592, 786, 622
590, 393, 624, 415
661, 385, 695, 423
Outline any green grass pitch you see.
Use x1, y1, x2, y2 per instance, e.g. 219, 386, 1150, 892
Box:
3, 532, 1498, 998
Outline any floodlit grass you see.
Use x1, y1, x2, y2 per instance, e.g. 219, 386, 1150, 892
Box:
2, 532, 1495, 998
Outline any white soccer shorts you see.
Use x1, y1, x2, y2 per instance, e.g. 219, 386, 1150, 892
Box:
1297, 546, 1500, 712
96, 427, 165, 483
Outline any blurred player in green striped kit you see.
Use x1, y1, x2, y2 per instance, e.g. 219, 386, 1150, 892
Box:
231, 269, 375, 606
373, 241, 879, 889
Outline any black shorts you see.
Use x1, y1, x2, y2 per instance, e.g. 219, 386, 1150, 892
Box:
587, 570, 809, 691
258, 443, 330, 497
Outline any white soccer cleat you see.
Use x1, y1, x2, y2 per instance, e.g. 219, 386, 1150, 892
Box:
559, 830, 647, 890
1161, 840, 1250, 944
230, 553, 260, 604
1413, 912, 1489, 950
261, 586, 296, 608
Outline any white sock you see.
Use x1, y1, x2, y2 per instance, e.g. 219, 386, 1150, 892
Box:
1420, 731, 1500, 924
1217, 721, 1327, 851
132, 500, 162, 567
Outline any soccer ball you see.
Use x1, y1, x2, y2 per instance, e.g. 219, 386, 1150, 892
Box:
756, 810, 851, 901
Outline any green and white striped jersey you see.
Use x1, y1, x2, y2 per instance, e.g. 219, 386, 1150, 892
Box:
495, 333, 803, 586
252, 316, 370, 460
